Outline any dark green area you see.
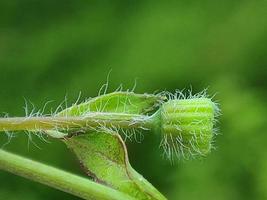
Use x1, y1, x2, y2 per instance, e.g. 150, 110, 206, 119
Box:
0, 1, 266, 199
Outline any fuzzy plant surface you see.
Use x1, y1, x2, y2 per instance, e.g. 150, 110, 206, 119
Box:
0, 90, 219, 200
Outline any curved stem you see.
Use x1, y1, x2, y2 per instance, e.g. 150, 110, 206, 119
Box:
0, 149, 136, 200
0, 113, 154, 133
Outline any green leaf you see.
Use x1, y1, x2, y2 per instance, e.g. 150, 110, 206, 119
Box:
59, 92, 167, 200
65, 129, 166, 200
57, 91, 165, 116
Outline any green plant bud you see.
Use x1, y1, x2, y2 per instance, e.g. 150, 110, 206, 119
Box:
154, 97, 219, 160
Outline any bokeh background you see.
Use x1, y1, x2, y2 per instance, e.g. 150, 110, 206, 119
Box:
0, 1, 266, 200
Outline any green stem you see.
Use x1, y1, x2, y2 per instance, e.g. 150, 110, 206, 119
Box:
0, 149, 136, 200
0, 113, 154, 133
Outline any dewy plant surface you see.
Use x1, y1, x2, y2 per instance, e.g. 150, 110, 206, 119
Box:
0, 90, 220, 200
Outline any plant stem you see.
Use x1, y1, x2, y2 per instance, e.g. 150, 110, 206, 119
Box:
0, 149, 136, 200
0, 113, 154, 133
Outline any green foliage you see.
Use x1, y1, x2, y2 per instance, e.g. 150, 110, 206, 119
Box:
61, 92, 166, 199
57, 92, 164, 116
0, 1, 266, 200
66, 131, 166, 200
0, 91, 218, 199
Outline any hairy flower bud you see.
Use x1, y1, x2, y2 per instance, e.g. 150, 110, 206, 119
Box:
154, 97, 219, 160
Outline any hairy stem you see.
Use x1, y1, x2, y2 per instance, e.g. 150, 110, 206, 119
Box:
0, 113, 154, 133
0, 149, 136, 200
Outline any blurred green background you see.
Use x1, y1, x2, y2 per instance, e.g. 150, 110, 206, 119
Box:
0, 1, 266, 200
